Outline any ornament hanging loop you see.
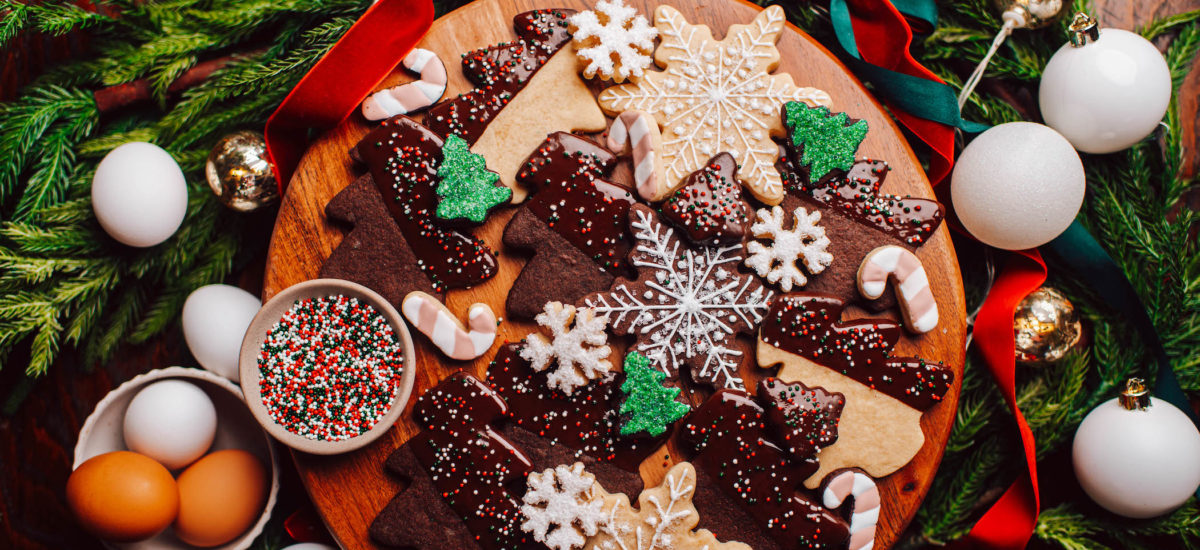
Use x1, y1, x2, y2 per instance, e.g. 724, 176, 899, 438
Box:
1119, 378, 1152, 410
960, 0, 1065, 108
1069, 12, 1100, 46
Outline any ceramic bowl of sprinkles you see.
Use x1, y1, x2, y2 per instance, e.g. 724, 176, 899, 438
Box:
239, 279, 415, 454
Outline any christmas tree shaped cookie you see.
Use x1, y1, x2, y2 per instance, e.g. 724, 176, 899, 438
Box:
503, 132, 636, 319
783, 101, 869, 182
598, 5, 831, 205
659, 152, 751, 245
618, 352, 689, 437
426, 9, 606, 202
757, 293, 954, 484
435, 134, 510, 224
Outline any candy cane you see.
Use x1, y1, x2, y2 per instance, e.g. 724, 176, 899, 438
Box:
822, 469, 880, 550
401, 291, 497, 360
856, 245, 939, 333
361, 48, 447, 121
607, 110, 669, 202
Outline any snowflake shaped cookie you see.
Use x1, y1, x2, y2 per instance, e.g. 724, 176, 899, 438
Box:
583, 204, 773, 391
745, 205, 832, 291
569, 0, 658, 83
598, 5, 831, 205
522, 463, 607, 550
521, 302, 614, 395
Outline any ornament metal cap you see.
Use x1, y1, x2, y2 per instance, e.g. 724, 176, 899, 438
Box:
994, 0, 1063, 29
1119, 378, 1152, 410
1068, 12, 1100, 47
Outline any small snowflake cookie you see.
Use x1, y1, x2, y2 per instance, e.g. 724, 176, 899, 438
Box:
521, 462, 607, 550
521, 302, 614, 394
569, 0, 658, 83
745, 205, 833, 292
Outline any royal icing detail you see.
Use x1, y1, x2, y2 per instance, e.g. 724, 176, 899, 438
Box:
744, 205, 833, 291
607, 111, 667, 201
361, 48, 447, 121
821, 469, 881, 550
401, 291, 496, 360
583, 204, 773, 391
598, 5, 831, 205
521, 302, 614, 395
660, 152, 751, 245
857, 245, 939, 333
569, 0, 658, 83
783, 101, 869, 182
521, 463, 607, 550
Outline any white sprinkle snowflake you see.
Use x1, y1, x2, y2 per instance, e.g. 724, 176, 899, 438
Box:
745, 205, 832, 292
521, 302, 613, 395
598, 5, 831, 205
521, 463, 606, 550
584, 205, 772, 390
569, 0, 658, 83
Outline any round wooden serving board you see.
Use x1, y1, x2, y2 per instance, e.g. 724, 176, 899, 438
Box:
263, 0, 967, 548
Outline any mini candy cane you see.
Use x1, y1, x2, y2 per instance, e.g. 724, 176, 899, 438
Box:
822, 469, 880, 550
361, 48, 447, 121
401, 291, 497, 360
856, 245, 939, 333
607, 110, 669, 202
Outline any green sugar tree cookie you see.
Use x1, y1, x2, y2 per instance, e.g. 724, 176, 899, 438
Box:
618, 351, 690, 437
435, 134, 512, 224
783, 101, 869, 182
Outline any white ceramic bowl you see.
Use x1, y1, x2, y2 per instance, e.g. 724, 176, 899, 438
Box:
74, 366, 280, 550
238, 278, 416, 455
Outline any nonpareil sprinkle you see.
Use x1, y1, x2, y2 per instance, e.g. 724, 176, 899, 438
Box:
257, 294, 405, 441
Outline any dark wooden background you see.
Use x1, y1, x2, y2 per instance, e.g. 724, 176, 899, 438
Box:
2, 0, 1198, 548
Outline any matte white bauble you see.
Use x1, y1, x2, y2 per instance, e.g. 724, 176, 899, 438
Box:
182, 284, 262, 382
123, 379, 218, 470
1072, 380, 1200, 518
91, 142, 188, 247
951, 122, 1085, 250
1040, 28, 1172, 154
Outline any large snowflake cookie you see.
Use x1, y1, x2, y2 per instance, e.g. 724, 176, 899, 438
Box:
522, 462, 607, 550
598, 5, 831, 205
582, 204, 773, 391
569, 0, 658, 83
744, 205, 833, 292
521, 302, 614, 395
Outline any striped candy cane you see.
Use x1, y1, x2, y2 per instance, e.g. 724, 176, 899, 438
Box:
361, 48, 447, 121
856, 245, 939, 333
822, 469, 880, 550
401, 291, 497, 360
607, 110, 669, 201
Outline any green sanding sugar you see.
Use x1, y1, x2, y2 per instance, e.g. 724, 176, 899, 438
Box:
784, 101, 869, 181
618, 351, 690, 437
435, 134, 511, 224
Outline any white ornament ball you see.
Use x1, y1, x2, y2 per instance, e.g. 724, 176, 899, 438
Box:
1040, 28, 1172, 154
951, 122, 1085, 250
182, 284, 262, 382
1073, 396, 1200, 518
123, 379, 218, 470
91, 142, 188, 247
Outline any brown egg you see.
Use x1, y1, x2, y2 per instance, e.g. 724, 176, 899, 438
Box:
66, 451, 179, 542
174, 449, 268, 547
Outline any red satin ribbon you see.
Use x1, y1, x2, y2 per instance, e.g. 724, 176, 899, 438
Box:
845, 0, 956, 185
264, 0, 434, 190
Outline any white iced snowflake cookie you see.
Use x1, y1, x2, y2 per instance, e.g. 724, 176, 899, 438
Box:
745, 205, 833, 291
569, 0, 658, 83
598, 5, 831, 205
522, 463, 607, 550
521, 302, 614, 394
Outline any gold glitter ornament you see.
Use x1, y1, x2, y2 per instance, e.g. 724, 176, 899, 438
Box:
205, 131, 278, 212
1013, 286, 1082, 363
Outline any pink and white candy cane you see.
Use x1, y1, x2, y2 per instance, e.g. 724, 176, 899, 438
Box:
822, 469, 880, 550
856, 245, 939, 334
401, 291, 497, 361
361, 48, 447, 121
607, 110, 669, 201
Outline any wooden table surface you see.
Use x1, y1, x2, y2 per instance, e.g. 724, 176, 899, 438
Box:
2, 0, 1197, 549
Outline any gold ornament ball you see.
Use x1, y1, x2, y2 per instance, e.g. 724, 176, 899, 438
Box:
992, 0, 1064, 28
205, 131, 278, 212
1014, 286, 1082, 363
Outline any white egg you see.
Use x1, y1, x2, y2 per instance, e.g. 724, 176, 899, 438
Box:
123, 379, 217, 470
183, 284, 262, 382
91, 142, 188, 247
